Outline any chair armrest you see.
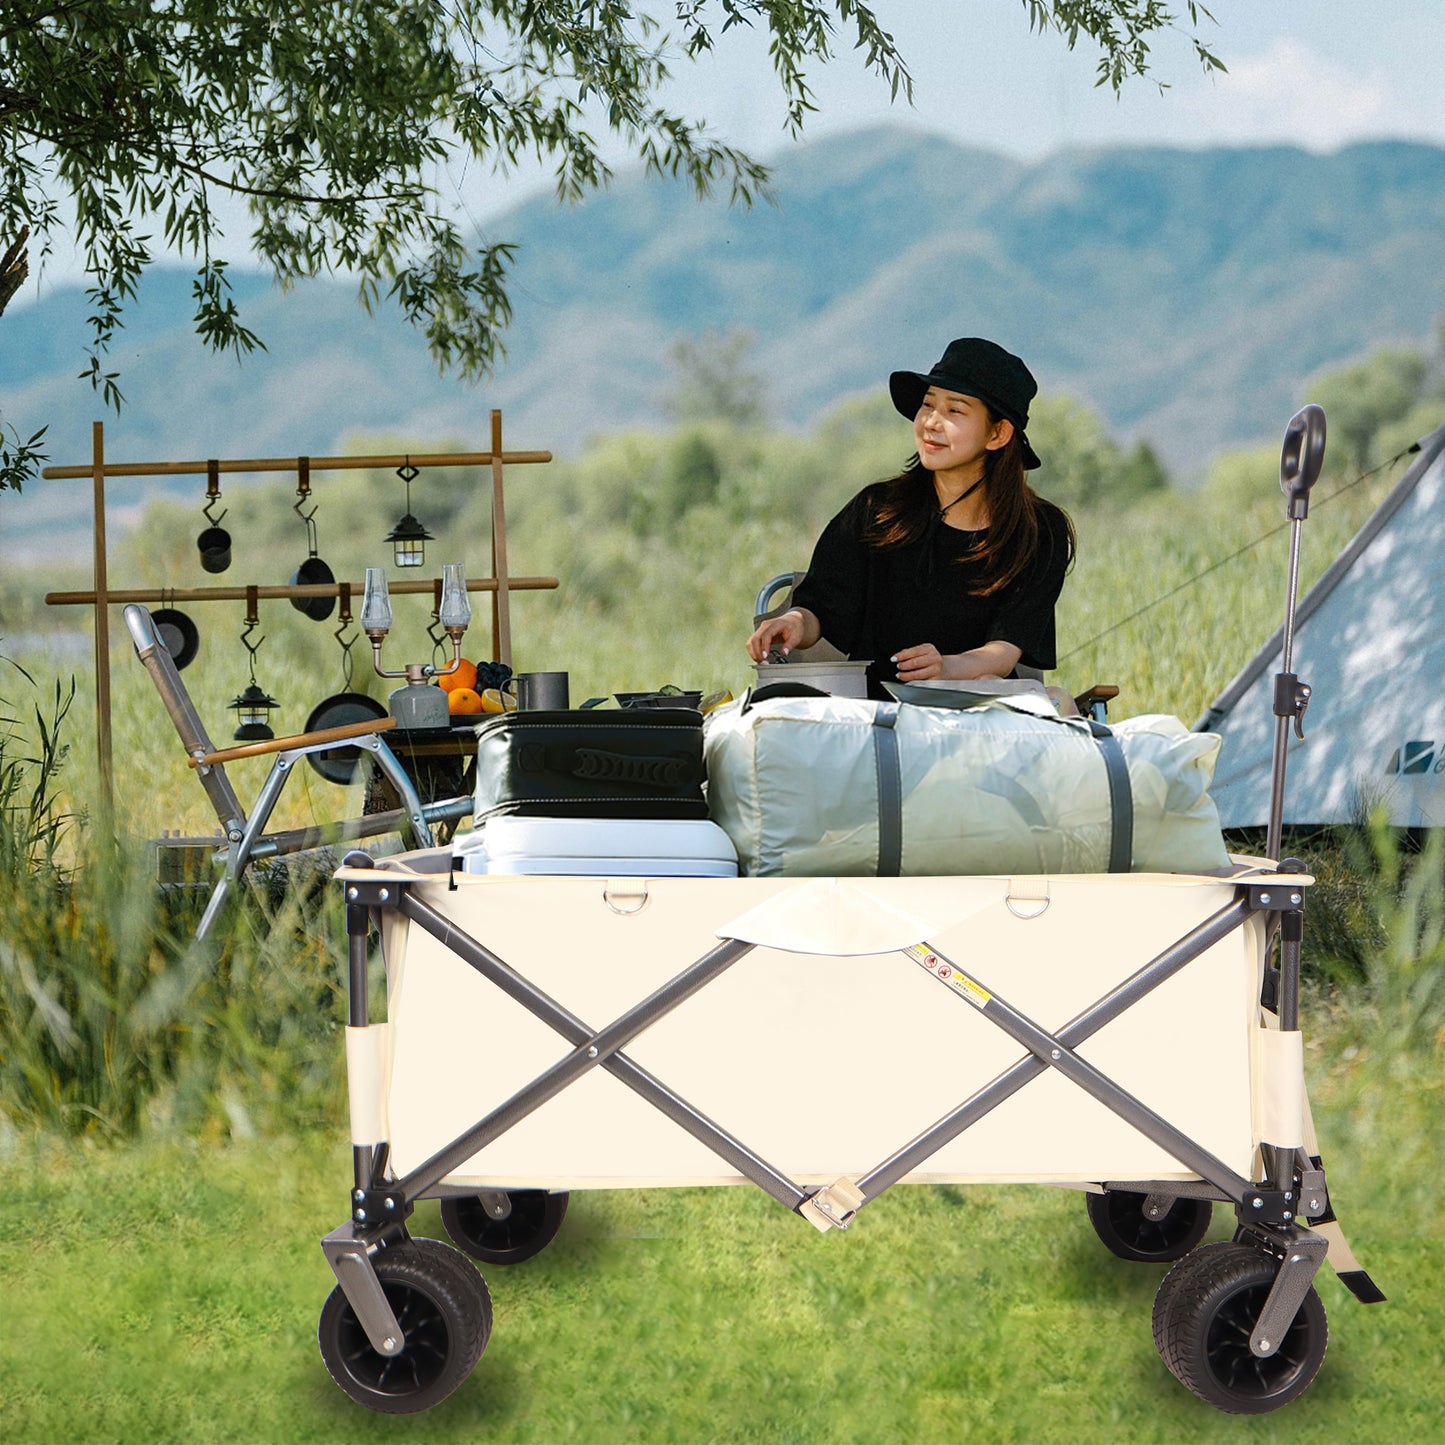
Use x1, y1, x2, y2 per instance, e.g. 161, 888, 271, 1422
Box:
189, 716, 396, 768
1073, 683, 1120, 716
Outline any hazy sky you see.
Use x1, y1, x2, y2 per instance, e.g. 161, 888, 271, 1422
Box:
442, 0, 1445, 223
19, 1, 1445, 290
677, 0, 1445, 156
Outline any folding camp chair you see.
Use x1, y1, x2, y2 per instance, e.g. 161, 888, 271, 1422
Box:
753, 572, 1119, 718
125, 604, 472, 939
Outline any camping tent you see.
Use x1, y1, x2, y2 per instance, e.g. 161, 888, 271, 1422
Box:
1197, 420, 1445, 830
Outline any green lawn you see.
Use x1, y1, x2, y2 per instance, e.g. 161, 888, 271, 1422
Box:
3, 1026, 1441, 1445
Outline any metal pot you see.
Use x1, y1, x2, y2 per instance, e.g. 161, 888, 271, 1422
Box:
303, 691, 387, 783
290, 553, 336, 621
149, 607, 201, 670
197, 526, 232, 573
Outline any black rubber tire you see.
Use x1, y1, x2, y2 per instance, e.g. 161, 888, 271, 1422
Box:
1086, 1189, 1213, 1263
1152, 1240, 1328, 1414
440, 1189, 569, 1265
318, 1238, 492, 1413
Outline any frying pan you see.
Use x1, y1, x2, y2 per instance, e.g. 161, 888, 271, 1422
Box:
149, 607, 201, 670
304, 690, 388, 783
290, 553, 337, 621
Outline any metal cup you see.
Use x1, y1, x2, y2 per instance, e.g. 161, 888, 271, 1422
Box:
197, 526, 232, 573
515, 671, 570, 710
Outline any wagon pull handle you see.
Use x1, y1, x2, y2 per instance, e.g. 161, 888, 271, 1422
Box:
1279, 404, 1326, 520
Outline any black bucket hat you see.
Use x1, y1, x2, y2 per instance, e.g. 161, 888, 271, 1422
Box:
890, 337, 1042, 469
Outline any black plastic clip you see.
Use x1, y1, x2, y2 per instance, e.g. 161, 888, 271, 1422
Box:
1273, 672, 1312, 739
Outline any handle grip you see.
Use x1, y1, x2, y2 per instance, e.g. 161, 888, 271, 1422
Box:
1280, 404, 1327, 518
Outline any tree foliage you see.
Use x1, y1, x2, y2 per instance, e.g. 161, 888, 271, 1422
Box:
0, 0, 1222, 491
664, 328, 768, 428
1307, 344, 1440, 473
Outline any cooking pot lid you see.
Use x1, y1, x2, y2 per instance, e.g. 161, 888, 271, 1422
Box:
150, 607, 200, 671
304, 691, 387, 784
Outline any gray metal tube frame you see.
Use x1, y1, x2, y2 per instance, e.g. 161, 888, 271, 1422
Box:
869, 933, 1257, 1207
351, 879, 1268, 1228
854, 897, 1256, 1206
393, 890, 810, 1210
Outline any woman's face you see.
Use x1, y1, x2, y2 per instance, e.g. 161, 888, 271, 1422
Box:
913, 387, 1014, 479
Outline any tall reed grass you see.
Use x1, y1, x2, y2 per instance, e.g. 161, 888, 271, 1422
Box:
1, 657, 346, 1142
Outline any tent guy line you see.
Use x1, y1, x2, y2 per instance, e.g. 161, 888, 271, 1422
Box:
1057, 439, 1426, 664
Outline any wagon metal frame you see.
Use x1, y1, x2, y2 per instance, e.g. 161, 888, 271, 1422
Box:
314, 407, 1383, 1415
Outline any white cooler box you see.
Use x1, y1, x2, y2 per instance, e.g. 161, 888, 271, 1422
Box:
454, 816, 739, 877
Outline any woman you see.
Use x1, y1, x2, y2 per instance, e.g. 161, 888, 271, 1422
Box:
746, 336, 1075, 700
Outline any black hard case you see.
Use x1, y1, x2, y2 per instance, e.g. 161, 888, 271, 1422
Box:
471, 708, 708, 821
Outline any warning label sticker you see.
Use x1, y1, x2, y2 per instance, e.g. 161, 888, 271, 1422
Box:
903, 944, 992, 1009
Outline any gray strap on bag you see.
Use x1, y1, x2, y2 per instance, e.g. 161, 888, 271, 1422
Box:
873, 700, 1129, 876
1087, 719, 1133, 872
872, 702, 904, 876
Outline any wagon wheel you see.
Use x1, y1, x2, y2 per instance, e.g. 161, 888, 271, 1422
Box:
441, 1189, 569, 1265
1086, 1189, 1213, 1263
1152, 1240, 1328, 1414
318, 1238, 492, 1413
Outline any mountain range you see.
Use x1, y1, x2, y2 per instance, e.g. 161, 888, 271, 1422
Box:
3, 124, 1444, 557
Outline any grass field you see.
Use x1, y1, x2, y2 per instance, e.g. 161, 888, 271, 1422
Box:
2, 996, 1440, 1445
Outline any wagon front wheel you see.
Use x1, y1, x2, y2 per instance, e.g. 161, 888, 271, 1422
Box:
318, 1238, 492, 1413
1152, 1240, 1327, 1414
1086, 1189, 1212, 1263
441, 1188, 569, 1264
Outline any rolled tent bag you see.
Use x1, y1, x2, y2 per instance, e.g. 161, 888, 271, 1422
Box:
702, 693, 1231, 877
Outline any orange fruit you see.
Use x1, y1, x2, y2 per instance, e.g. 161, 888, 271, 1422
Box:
447, 686, 484, 715
437, 658, 479, 693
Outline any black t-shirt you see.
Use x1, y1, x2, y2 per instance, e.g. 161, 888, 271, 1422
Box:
791, 483, 1072, 698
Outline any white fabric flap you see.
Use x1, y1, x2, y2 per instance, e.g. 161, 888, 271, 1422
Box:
716, 876, 988, 955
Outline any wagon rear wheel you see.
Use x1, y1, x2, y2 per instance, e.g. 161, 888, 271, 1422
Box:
318, 1238, 492, 1413
1086, 1189, 1212, 1262
441, 1188, 569, 1265
1152, 1240, 1327, 1414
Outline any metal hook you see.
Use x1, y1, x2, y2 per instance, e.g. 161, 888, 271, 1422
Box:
333, 582, 357, 688
427, 576, 448, 665
293, 456, 318, 524
203, 459, 228, 526
396, 454, 419, 514
240, 584, 265, 679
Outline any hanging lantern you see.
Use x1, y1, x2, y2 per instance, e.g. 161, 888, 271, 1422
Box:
385, 459, 433, 567
229, 683, 279, 741
384, 511, 434, 567
232, 585, 278, 739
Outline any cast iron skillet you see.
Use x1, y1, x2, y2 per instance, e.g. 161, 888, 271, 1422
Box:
304, 691, 388, 783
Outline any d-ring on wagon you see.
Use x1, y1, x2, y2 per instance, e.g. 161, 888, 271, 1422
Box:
315, 407, 1383, 1416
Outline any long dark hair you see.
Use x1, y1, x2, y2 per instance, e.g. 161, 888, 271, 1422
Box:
863, 419, 1074, 598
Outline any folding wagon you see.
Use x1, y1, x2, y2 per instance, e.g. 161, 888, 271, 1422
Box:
314, 407, 1382, 1415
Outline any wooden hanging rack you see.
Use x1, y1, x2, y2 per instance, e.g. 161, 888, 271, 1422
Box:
41, 412, 553, 814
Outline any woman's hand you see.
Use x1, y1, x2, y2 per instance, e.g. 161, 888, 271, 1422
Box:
891, 640, 1023, 681
891, 642, 947, 680
746, 608, 817, 662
